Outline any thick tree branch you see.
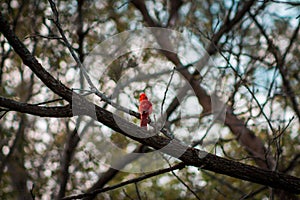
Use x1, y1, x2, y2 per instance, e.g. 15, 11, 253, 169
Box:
0, 96, 72, 117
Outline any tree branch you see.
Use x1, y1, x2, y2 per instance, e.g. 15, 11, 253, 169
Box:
0, 96, 72, 117
62, 163, 186, 200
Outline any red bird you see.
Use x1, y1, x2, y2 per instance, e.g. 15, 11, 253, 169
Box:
138, 93, 153, 127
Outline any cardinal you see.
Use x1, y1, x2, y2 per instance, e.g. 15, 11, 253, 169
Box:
138, 93, 152, 127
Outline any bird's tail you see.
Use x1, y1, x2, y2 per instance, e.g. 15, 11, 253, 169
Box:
140, 113, 148, 127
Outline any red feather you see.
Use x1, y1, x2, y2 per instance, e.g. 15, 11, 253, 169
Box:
138, 93, 152, 127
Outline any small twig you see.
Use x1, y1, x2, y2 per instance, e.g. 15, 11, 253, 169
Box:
272, 116, 294, 141
24, 33, 63, 40
135, 182, 142, 200
161, 67, 176, 127
117, 1, 131, 9
283, 153, 300, 173
239, 186, 267, 199
32, 97, 64, 106
214, 187, 227, 197
162, 157, 201, 200
122, 189, 135, 200
0, 110, 9, 120
217, 141, 261, 162
269, 0, 300, 6
170, 169, 201, 200
161, 67, 176, 113
30, 183, 35, 200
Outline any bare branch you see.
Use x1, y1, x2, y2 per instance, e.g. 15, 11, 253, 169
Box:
163, 157, 201, 200
0, 96, 72, 117
160, 67, 176, 127
62, 163, 186, 200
